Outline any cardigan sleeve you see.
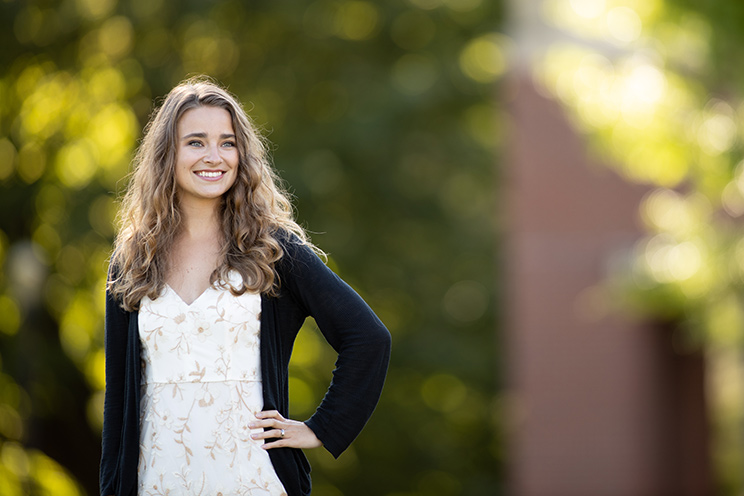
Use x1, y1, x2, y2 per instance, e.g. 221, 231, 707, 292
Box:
279, 238, 391, 458
99, 271, 129, 495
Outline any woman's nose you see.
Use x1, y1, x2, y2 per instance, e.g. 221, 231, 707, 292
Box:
203, 145, 222, 164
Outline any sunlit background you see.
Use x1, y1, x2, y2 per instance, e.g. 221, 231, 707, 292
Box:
2, 0, 744, 494
533, 0, 744, 493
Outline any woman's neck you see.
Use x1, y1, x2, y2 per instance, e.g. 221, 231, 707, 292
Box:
178, 198, 222, 241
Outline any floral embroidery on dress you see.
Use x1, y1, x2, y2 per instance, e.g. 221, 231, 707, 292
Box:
138, 271, 287, 496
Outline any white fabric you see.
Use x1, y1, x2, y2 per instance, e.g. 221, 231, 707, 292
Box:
137, 272, 287, 496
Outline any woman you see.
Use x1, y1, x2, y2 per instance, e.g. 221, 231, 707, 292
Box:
100, 77, 391, 496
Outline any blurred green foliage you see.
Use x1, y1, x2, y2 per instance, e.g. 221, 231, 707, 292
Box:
0, 0, 503, 494
537, 0, 744, 493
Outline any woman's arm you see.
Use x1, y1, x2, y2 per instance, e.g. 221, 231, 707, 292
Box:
276, 238, 392, 458
99, 280, 128, 496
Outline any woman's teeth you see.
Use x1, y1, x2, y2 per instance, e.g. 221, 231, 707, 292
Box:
196, 171, 223, 178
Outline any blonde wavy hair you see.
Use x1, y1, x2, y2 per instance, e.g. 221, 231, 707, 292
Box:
109, 77, 312, 311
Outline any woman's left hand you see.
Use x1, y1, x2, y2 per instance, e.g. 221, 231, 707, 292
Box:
249, 410, 323, 450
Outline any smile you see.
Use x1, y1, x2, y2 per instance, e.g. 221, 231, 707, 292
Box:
195, 171, 225, 178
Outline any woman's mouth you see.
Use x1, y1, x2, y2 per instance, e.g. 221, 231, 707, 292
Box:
195, 170, 225, 179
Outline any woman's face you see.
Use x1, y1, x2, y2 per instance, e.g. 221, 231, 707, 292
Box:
174, 105, 239, 206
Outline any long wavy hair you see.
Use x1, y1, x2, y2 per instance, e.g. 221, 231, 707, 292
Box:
109, 76, 313, 311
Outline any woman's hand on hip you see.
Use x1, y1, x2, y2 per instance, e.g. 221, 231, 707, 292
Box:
249, 410, 323, 450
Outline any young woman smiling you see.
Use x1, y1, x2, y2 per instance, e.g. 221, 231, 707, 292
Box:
100, 77, 391, 496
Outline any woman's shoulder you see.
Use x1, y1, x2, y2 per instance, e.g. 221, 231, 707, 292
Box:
271, 229, 326, 278
273, 229, 318, 260
272, 227, 302, 246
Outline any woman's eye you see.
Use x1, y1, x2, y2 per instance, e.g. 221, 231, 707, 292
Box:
222, 141, 236, 148
188, 140, 203, 147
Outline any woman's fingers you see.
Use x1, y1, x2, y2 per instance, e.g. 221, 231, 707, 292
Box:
261, 421, 322, 450
249, 410, 284, 431
249, 427, 285, 440
255, 410, 283, 420
248, 413, 323, 450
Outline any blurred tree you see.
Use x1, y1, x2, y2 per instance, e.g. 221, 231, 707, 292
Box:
0, 0, 503, 494
535, 0, 744, 493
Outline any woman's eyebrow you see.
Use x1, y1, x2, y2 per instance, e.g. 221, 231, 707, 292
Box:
181, 132, 236, 140
182, 132, 207, 140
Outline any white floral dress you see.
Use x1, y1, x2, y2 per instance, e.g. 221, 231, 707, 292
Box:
137, 272, 287, 496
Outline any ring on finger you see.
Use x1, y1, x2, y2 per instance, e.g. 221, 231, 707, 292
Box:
280, 429, 285, 438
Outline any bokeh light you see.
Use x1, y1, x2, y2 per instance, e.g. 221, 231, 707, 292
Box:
538, 0, 744, 491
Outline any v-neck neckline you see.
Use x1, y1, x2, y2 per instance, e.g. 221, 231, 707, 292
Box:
165, 283, 211, 308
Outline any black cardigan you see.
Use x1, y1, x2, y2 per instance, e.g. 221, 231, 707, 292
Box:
100, 237, 391, 496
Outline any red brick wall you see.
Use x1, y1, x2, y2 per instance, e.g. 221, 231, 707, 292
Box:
505, 75, 712, 496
